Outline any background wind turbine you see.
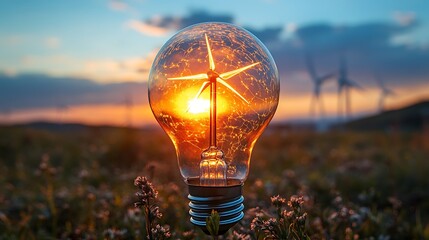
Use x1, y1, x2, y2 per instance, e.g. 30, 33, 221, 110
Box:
374, 73, 395, 112
337, 56, 362, 120
305, 53, 335, 119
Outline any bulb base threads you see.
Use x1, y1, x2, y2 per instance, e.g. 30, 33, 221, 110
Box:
187, 180, 244, 235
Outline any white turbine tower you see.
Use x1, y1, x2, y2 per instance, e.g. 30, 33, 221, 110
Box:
305, 54, 335, 119
375, 73, 395, 112
337, 57, 361, 120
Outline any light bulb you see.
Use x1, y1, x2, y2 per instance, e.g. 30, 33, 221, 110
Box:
148, 22, 279, 234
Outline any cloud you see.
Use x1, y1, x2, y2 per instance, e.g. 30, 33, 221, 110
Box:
0, 73, 148, 112
82, 57, 148, 82
245, 26, 284, 45
285, 22, 298, 33
80, 49, 157, 82
1, 36, 61, 49
3, 10, 428, 116
128, 10, 234, 36
109, 0, 129, 12
127, 20, 171, 36
17, 50, 157, 83
136, 10, 429, 101
393, 11, 416, 26
294, 22, 417, 52
299, 22, 426, 79
44, 37, 61, 49
0, 35, 25, 46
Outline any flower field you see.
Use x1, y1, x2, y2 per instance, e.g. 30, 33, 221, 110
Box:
0, 125, 428, 239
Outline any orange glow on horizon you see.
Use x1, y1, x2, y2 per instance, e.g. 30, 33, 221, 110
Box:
0, 82, 428, 127
0, 104, 156, 127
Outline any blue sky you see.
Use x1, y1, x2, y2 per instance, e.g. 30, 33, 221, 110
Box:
0, 0, 428, 125
1, 0, 427, 76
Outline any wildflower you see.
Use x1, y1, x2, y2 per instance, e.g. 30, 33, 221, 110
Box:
134, 176, 158, 208
246, 207, 264, 218
271, 195, 287, 209
250, 215, 265, 239
297, 212, 307, 225
287, 195, 304, 209
261, 218, 279, 238
149, 205, 162, 219
283, 209, 294, 220
133, 176, 168, 240
250, 216, 264, 231
151, 224, 171, 240
250, 194, 310, 240
262, 218, 278, 232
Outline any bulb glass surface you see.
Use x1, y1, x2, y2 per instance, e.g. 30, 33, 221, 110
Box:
148, 22, 279, 185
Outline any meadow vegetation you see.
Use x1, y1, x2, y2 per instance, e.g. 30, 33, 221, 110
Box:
0, 125, 428, 239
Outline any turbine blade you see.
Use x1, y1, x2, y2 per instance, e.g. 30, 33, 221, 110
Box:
320, 72, 336, 83
205, 34, 215, 70
304, 53, 317, 80
168, 73, 208, 81
385, 89, 396, 96
217, 77, 249, 104
186, 81, 210, 112
219, 62, 260, 80
346, 79, 363, 90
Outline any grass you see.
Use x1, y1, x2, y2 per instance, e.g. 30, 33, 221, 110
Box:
0, 125, 428, 239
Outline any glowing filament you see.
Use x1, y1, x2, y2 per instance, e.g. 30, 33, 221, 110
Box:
188, 99, 210, 114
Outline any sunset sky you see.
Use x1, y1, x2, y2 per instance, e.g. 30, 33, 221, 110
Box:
1, 0, 428, 126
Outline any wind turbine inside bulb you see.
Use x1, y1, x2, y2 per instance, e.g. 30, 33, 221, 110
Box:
149, 22, 279, 234
168, 34, 260, 186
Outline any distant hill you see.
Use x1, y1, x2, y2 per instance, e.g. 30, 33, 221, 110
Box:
341, 100, 429, 131
0, 121, 133, 133
0, 121, 165, 135
3, 100, 429, 133
12, 121, 94, 132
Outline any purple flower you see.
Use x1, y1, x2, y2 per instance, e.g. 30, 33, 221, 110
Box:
151, 224, 171, 239
134, 176, 158, 208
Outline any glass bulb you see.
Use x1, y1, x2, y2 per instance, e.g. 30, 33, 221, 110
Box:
148, 22, 279, 186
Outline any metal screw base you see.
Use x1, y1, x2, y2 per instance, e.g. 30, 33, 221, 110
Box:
187, 179, 244, 235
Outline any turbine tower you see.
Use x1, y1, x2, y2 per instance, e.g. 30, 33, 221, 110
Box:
375, 73, 395, 112
305, 54, 335, 119
337, 57, 361, 120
